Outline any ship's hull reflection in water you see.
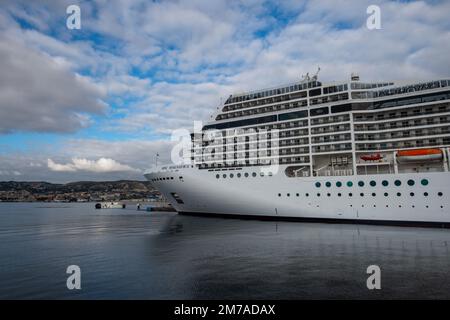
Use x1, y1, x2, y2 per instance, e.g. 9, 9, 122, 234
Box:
0, 203, 449, 299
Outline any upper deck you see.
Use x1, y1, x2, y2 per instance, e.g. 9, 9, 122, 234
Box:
192, 75, 450, 178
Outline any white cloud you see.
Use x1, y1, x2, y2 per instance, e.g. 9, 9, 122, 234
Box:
0, 37, 107, 134
48, 158, 140, 173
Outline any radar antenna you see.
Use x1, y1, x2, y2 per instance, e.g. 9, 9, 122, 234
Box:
301, 72, 310, 82
312, 66, 321, 81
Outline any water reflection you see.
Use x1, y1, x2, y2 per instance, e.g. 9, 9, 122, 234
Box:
0, 203, 449, 299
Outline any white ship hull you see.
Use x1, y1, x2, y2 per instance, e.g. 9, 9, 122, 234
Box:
145, 165, 450, 227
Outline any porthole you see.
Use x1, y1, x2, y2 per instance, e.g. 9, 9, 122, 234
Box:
296, 193, 299, 197
268, 172, 273, 176
305, 193, 309, 197
349, 193, 353, 197
260, 172, 265, 177
438, 192, 443, 197
371, 193, 376, 197
278, 193, 281, 197
338, 193, 342, 197
230, 173, 234, 178
410, 192, 414, 197
171, 177, 174, 180
347, 181, 353, 187
421, 179, 429, 186
244, 173, 249, 177
237, 173, 241, 178
317, 193, 321, 197
287, 193, 290, 197
216, 174, 220, 179
370, 181, 376, 187
407, 179, 415, 186
315, 182, 321, 188
358, 181, 364, 187
222, 174, 227, 178
394, 180, 401, 186
424, 192, 429, 197
384, 192, 388, 197
382, 180, 389, 187
325, 182, 331, 188
252, 172, 257, 177
360, 193, 364, 197
336, 181, 342, 187
327, 193, 331, 197
397, 192, 401, 197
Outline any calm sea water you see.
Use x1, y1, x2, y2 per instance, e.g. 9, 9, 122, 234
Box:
1, 202, 450, 299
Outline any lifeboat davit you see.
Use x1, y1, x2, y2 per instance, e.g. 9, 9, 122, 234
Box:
396, 148, 443, 163
360, 153, 382, 161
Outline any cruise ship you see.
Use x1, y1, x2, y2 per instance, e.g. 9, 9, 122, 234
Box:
145, 72, 450, 227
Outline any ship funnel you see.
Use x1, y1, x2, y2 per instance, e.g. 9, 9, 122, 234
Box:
351, 72, 360, 81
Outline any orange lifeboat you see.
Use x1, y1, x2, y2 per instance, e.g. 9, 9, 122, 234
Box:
396, 148, 443, 163
360, 153, 383, 161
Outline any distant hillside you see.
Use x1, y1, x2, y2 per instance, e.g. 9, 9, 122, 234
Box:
0, 180, 160, 202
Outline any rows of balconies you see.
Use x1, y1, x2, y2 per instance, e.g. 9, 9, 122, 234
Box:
310, 123, 351, 135
312, 143, 352, 153
310, 114, 350, 126
355, 137, 450, 151
195, 154, 310, 169
355, 126, 450, 141
202, 120, 309, 140
279, 129, 309, 138
311, 133, 352, 144
194, 144, 310, 158
354, 115, 450, 132
279, 138, 309, 147
217, 99, 307, 120
310, 92, 349, 106
353, 102, 450, 122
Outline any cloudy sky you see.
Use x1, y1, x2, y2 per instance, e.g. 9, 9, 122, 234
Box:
0, 0, 449, 182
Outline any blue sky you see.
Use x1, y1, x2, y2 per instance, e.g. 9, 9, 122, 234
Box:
0, 0, 449, 182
